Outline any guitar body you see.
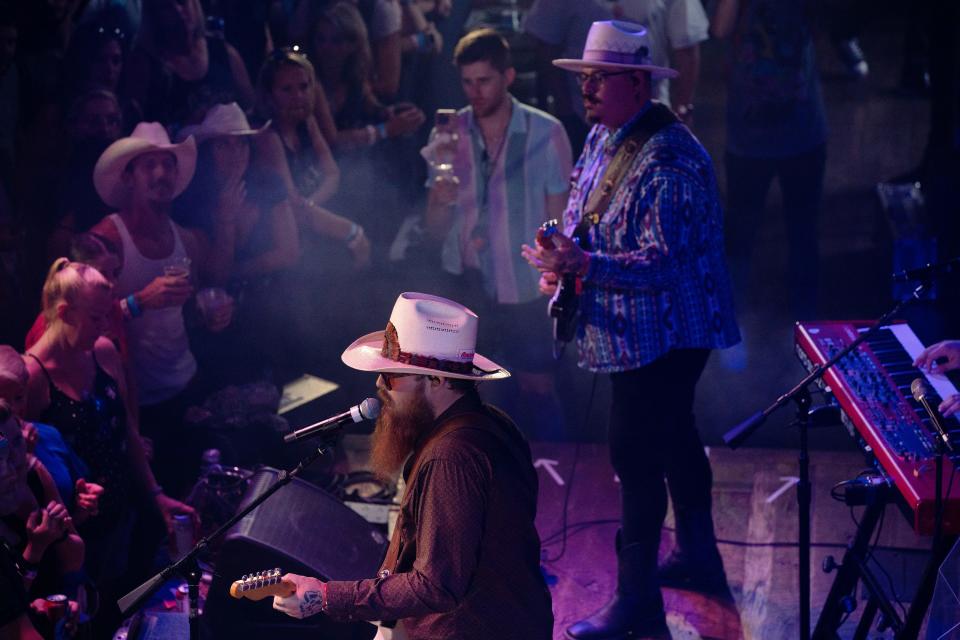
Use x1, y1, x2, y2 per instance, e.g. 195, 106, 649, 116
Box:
536, 219, 581, 350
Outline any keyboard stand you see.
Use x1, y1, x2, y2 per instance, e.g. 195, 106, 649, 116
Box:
815, 486, 903, 639
814, 479, 959, 638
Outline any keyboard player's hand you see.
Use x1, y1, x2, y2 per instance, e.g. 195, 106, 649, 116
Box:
941, 394, 960, 418
914, 340, 960, 373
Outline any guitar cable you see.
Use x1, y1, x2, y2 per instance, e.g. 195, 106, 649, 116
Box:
541, 373, 598, 563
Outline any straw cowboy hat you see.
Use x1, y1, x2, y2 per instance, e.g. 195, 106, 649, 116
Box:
554, 20, 678, 79
94, 122, 197, 208
175, 102, 270, 143
342, 292, 510, 381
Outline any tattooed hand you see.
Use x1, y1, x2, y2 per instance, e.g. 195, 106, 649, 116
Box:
272, 573, 328, 619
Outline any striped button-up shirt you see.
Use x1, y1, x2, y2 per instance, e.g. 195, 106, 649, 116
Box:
567, 104, 740, 372
441, 97, 572, 304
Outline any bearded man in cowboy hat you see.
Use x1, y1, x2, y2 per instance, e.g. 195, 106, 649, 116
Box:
272, 292, 553, 640
522, 20, 740, 639
90, 121, 232, 498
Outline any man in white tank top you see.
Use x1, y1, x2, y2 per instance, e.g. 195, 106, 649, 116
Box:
91, 122, 233, 496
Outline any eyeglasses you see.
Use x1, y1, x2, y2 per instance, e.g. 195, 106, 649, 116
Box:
576, 70, 636, 89
380, 372, 416, 390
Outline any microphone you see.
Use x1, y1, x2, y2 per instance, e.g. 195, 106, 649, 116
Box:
892, 257, 960, 283
283, 398, 381, 444
911, 378, 953, 452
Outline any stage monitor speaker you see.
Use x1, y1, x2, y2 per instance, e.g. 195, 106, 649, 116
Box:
203, 467, 388, 640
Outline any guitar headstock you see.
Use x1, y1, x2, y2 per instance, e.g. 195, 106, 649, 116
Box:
229, 568, 296, 601
537, 219, 560, 249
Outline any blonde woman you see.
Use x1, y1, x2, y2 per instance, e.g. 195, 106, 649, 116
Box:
258, 49, 372, 267
22, 259, 196, 589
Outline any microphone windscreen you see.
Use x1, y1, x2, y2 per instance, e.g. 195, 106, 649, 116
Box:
360, 397, 381, 420
911, 378, 928, 403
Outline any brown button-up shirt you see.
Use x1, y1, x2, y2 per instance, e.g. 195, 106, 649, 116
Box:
324, 392, 553, 639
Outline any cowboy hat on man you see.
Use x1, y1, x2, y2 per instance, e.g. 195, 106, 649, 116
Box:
94, 121, 196, 208
342, 292, 510, 381
272, 292, 555, 640
553, 20, 678, 78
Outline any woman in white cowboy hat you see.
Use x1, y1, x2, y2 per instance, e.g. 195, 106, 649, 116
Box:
174, 102, 299, 285
273, 292, 553, 640
174, 102, 308, 384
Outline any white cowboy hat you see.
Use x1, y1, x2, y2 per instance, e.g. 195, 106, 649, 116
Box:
553, 20, 678, 79
94, 122, 197, 208
175, 102, 270, 143
342, 292, 510, 381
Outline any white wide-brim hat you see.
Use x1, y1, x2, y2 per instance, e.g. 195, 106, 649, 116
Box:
175, 102, 270, 143
554, 20, 678, 79
94, 122, 197, 208
342, 292, 510, 381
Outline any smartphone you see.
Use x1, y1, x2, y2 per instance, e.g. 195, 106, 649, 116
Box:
435, 108, 456, 129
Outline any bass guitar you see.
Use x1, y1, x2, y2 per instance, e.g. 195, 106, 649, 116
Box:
536, 219, 581, 357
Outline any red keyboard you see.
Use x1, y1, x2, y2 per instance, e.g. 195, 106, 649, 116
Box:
795, 321, 960, 535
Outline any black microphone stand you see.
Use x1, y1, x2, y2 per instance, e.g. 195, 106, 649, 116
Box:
722, 280, 931, 640
118, 435, 339, 640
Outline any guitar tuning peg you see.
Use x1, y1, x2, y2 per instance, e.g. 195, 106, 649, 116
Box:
274, 567, 280, 574
241, 574, 247, 580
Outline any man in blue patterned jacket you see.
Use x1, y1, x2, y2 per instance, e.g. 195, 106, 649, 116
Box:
522, 20, 740, 640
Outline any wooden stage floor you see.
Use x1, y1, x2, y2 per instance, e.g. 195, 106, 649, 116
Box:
530, 443, 933, 640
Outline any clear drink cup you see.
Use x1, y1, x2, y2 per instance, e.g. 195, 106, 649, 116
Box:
164, 257, 192, 280
196, 287, 232, 323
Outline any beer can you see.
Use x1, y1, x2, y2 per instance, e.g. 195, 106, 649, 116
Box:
176, 583, 190, 613
46, 594, 68, 624
172, 514, 194, 560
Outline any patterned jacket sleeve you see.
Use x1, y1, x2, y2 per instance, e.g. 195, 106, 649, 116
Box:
583, 153, 706, 291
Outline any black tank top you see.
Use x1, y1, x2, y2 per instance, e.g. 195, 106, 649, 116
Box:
28, 354, 131, 536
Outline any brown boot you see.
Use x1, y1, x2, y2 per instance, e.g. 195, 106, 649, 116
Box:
566, 535, 671, 640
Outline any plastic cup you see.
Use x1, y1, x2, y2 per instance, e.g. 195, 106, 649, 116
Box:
196, 287, 231, 323
164, 257, 192, 280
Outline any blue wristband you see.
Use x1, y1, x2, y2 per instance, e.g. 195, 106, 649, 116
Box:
126, 294, 142, 318
376, 122, 388, 139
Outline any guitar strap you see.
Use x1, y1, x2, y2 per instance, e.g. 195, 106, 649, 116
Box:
573, 103, 679, 250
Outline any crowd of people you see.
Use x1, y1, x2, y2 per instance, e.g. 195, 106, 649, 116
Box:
0, 0, 459, 636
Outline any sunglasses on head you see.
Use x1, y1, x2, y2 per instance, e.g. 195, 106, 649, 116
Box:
269, 45, 307, 61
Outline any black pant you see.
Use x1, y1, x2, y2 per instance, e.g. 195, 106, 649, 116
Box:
608, 349, 711, 547
725, 144, 827, 318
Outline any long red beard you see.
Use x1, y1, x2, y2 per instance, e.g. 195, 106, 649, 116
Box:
369, 387, 434, 480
